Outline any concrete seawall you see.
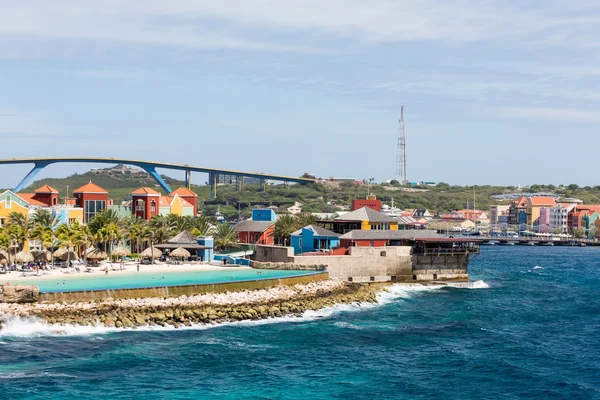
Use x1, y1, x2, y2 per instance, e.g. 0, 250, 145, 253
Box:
253, 245, 468, 282
38, 272, 329, 303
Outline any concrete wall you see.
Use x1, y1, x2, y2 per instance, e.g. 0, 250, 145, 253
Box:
253, 245, 295, 263
38, 272, 329, 303
255, 244, 468, 283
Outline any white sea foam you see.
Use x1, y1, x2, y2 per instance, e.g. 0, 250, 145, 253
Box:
440, 280, 490, 289
0, 282, 489, 337
534, 266, 544, 270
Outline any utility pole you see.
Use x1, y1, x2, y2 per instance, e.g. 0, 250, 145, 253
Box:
396, 106, 407, 184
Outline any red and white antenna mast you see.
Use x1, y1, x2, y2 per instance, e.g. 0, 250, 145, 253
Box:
396, 106, 407, 184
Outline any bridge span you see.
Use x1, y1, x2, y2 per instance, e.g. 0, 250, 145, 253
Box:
0, 157, 315, 198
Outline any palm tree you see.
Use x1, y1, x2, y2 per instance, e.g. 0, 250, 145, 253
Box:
191, 215, 214, 237
120, 215, 146, 253
56, 223, 77, 265
7, 211, 32, 252
296, 214, 318, 228
0, 228, 11, 265
272, 214, 297, 246
96, 222, 121, 260
140, 225, 159, 263
148, 215, 176, 244
32, 209, 60, 231
213, 223, 239, 252
73, 223, 94, 263
88, 209, 120, 235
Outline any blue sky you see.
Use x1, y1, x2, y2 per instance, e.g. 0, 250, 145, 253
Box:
1, 1, 599, 188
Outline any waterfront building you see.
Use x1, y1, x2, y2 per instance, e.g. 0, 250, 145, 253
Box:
73, 181, 109, 223
537, 207, 550, 233
170, 187, 198, 216
412, 209, 433, 220
291, 225, 340, 254
131, 187, 161, 220
569, 205, 600, 234
549, 203, 575, 233
234, 209, 276, 245
489, 205, 510, 226
18, 185, 59, 207
508, 196, 529, 227
131, 187, 195, 220
338, 229, 441, 247
526, 197, 557, 228
318, 207, 399, 234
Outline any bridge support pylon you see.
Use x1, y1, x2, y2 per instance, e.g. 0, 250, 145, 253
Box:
209, 173, 218, 199
141, 165, 172, 193
14, 161, 53, 192
185, 170, 192, 189
260, 179, 267, 192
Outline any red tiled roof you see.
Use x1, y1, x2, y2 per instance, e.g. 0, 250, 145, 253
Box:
73, 182, 108, 194
132, 187, 160, 195
17, 193, 48, 207
34, 184, 59, 194
529, 197, 556, 206
170, 187, 197, 197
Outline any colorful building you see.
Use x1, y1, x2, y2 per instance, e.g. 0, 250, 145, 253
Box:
169, 187, 198, 216
549, 203, 575, 233
526, 197, 557, 227
351, 195, 382, 212
132, 187, 161, 220
234, 209, 276, 245
73, 182, 109, 223
291, 225, 340, 254
569, 205, 600, 234
18, 185, 59, 207
508, 196, 529, 227
0, 190, 31, 227
319, 207, 399, 234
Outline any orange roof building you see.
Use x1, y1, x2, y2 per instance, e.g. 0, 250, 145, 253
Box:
73, 181, 109, 223
170, 187, 198, 215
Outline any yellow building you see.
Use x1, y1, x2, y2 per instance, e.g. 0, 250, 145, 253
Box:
526, 197, 556, 227
323, 207, 399, 234
0, 190, 30, 227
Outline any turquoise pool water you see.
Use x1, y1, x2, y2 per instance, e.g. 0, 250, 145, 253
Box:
3, 268, 317, 293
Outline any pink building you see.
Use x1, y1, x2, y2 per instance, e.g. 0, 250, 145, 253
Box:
538, 207, 550, 233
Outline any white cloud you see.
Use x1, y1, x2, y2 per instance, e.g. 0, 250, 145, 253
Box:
0, 1, 598, 54
494, 107, 600, 124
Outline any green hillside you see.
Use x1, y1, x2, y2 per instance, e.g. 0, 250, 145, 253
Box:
9, 165, 600, 221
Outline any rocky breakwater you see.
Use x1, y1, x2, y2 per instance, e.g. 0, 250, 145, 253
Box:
0, 280, 379, 330
0, 283, 39, 303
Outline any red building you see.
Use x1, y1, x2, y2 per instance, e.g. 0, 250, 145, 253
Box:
170, 187, 198, 215
131, 187, 161, 220
73, 182, 109, 223
234, 220, 275, 245
18, 185, 60, 207
352, 195, 382, 211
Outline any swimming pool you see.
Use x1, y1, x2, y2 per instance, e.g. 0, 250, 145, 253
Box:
4, 269, 317, 293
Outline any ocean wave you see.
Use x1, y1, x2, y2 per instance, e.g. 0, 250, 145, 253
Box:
0, 282, 488, 337
0, 372, 77, 380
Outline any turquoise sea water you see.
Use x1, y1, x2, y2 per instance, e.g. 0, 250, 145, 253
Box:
1, 246, 600, 399
3, 269, 316, 292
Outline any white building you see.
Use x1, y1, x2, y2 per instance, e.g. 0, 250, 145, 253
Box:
549, 203, 575, 233
489, 205, 510, 226
287, 202, 302, 215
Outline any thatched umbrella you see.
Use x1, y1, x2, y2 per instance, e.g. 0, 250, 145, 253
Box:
53, 248, 67, 259
15, 250, 34, 264
169, 247, 190, 259
59, 250, 77, 262
34, 250, 52, 262
84, 246, 97, 257
87, 249, 108, 260
140, 247, 162, 259
112, 246, 131, 258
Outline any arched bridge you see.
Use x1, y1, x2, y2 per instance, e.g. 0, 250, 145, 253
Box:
0, 157, 315, 198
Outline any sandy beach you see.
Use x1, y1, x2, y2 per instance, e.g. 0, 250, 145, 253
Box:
0, 262, 253, 283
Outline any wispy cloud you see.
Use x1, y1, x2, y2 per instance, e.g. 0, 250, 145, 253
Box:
0, 1, 599, 55
494, 106, 600, 124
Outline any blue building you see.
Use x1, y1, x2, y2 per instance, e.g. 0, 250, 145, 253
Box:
291, 225, 341, 254
197, 236, 214, 262
252, 209, 276, 222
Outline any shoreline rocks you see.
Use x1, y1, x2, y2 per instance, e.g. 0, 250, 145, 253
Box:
0, 280, 382, 330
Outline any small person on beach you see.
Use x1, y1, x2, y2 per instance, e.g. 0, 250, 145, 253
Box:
105, 266, 109, 275
120, 261, 124, 271
137, 264, 140, 272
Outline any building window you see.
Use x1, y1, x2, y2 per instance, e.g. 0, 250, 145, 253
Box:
6, 195, 11, 209
150, 200, 156, 212
299, 238, 302, 248
52, 197, 58, 206
136, 199, 145, 212
84, 200, 106, 223
0, 218, 4, 226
